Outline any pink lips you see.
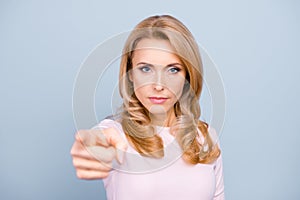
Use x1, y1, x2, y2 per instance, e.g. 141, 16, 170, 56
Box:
149, 97, 168, 104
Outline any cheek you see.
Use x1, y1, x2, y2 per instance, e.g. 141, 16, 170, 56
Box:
132, 74, 151, 89
166, 78, 186, 97
133, 85, 149, 100
133, 81, 149, 96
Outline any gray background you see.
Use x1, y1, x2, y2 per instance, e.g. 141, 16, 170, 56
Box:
1, 0, 299, 199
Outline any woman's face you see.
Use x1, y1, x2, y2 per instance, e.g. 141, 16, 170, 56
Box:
130, 38, 187, 120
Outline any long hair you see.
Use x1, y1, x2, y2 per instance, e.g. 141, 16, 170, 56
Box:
118, 15, 220, 164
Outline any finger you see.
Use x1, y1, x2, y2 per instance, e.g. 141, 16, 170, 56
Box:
72, 157, 112, 172
76, 130, 109, 147
87, 145, 116, 163
102, 128, 128, 163
70, 140, 98, 160
76, 169, 110, 180
72, 131, 119, 162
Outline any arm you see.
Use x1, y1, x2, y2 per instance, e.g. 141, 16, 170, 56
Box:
209, 127, 225, 200
213, 153, 225, 200
70, 120, 127, 180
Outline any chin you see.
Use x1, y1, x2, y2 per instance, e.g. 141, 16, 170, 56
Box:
148, 105, 171, 115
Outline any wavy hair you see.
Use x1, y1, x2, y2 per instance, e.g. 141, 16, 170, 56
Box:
118, 15, 220, 164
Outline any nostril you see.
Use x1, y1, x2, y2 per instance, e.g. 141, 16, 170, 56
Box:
154, 84, 164, 91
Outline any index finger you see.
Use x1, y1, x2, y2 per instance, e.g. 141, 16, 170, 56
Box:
101, 128, 128, 163
101, 128, 128, 151
76, 129, 109, 147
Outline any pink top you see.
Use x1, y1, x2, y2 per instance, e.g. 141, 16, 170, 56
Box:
96, 119, 225, 200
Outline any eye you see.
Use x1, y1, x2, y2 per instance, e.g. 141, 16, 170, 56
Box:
139, 65, 151, 73
168, 66, 181, 74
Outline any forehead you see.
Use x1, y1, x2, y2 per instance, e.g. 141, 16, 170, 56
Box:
132, 39, 182, 65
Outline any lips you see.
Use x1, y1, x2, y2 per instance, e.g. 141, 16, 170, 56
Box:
149, 97, 168, 104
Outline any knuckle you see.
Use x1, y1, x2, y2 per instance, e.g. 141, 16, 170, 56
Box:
100, 172, 109, 179
76, 171, 85, 179
102, 127, 115, 137
72, 158, 79, 167
76, 130, 85, 135
75, 130, 86, 140
75, 130, 82, 137
70, 144, 77, 156
70, 142, 82, 157
70, 148, 75, 156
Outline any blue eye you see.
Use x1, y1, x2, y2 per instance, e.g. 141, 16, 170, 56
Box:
139, 65, 151, 73
168, 67, 181, 74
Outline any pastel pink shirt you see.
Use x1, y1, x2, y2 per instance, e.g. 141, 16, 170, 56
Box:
96, 119, 225, 200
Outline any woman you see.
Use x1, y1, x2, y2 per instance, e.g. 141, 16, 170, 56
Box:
71, 15, 225, 200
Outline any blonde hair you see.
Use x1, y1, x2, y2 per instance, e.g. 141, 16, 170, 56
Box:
118, 15, 220, 164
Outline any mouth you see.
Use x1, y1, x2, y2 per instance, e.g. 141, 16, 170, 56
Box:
149, 97, 168, 104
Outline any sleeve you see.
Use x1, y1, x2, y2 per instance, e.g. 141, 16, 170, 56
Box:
92, 117, 119, 130
213, 154, 225, 200
208, 126, 225, 200
91, 118, 125, 187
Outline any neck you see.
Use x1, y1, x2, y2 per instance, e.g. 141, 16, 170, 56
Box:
149, 109, 176, 127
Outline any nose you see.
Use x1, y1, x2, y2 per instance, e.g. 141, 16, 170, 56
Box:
154, 84, 164, 91
153, 72, 164, 91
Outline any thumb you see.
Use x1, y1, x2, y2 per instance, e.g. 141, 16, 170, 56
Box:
102, 128, 128, 164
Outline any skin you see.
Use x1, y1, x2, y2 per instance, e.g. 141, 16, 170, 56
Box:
70, 39, 187, 180
70, 128, 127, 179
130, 38, 186, 126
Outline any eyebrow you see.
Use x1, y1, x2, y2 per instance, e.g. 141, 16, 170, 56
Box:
136, 62, 183, 67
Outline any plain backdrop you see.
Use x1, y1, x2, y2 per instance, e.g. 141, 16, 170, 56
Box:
1, 0, 299, 200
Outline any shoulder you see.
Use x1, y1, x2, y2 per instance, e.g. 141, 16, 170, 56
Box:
93, 117, 130, 146
93, 115, 119, 127
197, 121, 218, 138
92, 117, 124, 134
197, 124, 222, 148
208, 126, 221, 145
